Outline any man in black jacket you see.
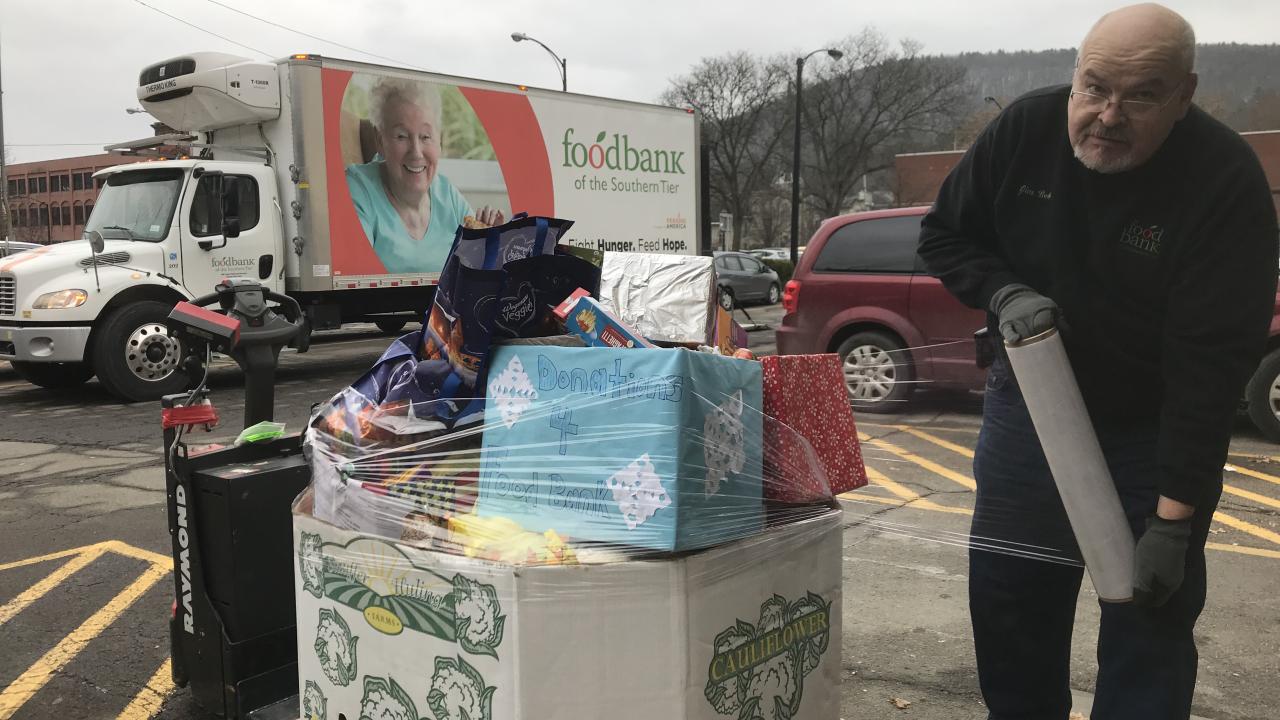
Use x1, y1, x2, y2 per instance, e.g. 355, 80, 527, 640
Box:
918, 4, 1278, 719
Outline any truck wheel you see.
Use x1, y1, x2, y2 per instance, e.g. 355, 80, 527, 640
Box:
836, 331, 915, 413
10, 361, 94, 389
94, 300, 190, 403
375, 318, 408, 334
1246, 347, 1280, 442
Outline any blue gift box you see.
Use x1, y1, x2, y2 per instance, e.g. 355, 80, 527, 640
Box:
476, 345, 764, 552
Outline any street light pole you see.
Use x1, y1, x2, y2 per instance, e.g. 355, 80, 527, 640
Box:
789, 48, 843, 267
511, 32, 567, 92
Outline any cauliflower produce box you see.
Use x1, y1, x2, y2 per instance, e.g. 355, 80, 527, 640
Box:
293, 493, 842, 720
476, 345, 764, 552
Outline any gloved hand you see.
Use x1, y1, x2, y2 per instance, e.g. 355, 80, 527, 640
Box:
989, 283, 1061, 343
1132, 515, 1193, 607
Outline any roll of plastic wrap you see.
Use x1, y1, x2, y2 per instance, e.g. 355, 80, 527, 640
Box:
1005, 328, 1135, 602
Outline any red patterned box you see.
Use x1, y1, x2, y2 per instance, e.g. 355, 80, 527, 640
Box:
760, 354, 868, 502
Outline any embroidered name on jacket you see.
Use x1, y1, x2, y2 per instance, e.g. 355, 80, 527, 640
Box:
1118, 222, 1165, 257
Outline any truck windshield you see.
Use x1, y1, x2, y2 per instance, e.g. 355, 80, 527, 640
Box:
84, 169, 184, 242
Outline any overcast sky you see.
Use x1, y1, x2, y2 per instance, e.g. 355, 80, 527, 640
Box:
3, 0, 1277, 163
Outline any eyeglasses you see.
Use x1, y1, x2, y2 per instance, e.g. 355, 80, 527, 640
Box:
1069, 81, 1184, 118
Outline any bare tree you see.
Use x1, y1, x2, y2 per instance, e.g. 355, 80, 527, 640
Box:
800, 30, 968, 221
663, 52, 792, 249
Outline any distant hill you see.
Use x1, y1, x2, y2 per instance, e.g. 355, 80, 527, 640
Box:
951, 43, 1280, 132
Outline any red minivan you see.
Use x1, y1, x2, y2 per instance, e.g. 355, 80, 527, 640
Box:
776, 206, 985, 413
777, 206, 1280, 444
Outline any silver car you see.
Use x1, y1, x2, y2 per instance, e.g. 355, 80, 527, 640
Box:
714, 251, 782, 310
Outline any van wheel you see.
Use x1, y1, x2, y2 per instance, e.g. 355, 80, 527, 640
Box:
10, 361, 94, 389
1246, 347, 1280, 442
94, 301, 191, 403
836, 331, 915, 412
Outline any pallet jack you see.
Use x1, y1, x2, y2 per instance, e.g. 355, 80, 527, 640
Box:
162, 279, 312, 719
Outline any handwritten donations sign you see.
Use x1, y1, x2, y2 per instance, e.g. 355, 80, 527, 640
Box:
477, 346, 763, 551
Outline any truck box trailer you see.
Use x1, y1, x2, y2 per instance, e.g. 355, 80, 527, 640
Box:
0, 52, 702, 401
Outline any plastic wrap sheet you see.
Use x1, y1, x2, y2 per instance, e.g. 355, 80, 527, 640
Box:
306, 346, 840, 556
1005, 328, 1135, 602
599, 252, 717, 345
296, 348, 846, 720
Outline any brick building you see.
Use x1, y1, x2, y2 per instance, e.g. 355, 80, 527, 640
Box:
894, 129, 1280, 214
2, 153, 124, 244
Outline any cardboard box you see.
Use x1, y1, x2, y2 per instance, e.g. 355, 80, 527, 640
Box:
294, 492, 842, 720
476, 345, 764, 552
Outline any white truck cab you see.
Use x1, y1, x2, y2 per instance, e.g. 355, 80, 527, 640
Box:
0, 158, 284, 399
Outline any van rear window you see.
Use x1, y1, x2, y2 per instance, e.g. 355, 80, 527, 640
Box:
813, 215, 923, 273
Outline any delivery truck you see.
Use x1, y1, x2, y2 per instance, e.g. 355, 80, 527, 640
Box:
0, 52, 702, 401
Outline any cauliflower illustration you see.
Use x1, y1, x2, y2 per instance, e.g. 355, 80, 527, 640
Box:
359, 675, 418, 720
298, 531, 324, 599
314, 608, 359, 687
427, 655, 496, 720
748, 655, 798, 720
705, 593, 833, 720
451, 574, 506, 658
302, 680, 327, 720
703, 390, 747, 496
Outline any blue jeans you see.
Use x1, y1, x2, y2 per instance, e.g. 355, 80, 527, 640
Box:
970, 361, 1219, 720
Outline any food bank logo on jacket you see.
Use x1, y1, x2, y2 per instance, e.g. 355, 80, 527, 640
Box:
1119, 222, 1165, 257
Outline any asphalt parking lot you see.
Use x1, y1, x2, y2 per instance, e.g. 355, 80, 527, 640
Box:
0, 304, 1277, 719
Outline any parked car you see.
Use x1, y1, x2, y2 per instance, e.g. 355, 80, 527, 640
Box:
776, 207, 1280, 444
748, 247, 791, 261
713, 251, 782, 310
0, 240, 40, 259
776, 207, 985, 412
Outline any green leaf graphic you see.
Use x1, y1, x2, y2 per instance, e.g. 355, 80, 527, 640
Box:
595, 131, 607, 143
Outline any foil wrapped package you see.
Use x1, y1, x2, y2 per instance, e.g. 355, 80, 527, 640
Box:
599, 252, 717, 345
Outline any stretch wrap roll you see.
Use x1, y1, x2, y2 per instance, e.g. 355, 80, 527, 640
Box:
1004, 328, 1135, 603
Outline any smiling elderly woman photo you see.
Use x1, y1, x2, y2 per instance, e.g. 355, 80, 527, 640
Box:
346, 77, 505, 274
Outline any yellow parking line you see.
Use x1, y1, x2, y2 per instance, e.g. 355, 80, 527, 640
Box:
0, 563, 169, 718
859, 433, 976, 491
890, 425, 976, 459
0, 546, 107, 627
116, 658, 175, 720
100, 541, 173, 569
1224, 463, 1280, 488
1222, 483, 1280, 511
1205, 542, 1280, 560
861, 421, 980, 435
1213, 511, 1280, 546
842, 465, 973, 515
0, 546, 88, 573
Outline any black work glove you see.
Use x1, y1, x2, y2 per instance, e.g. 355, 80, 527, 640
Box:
988, 283, 1061, 343
1132, 515, 1193, 608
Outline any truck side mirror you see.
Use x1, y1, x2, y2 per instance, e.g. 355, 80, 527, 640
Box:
86, 229, 105, 254
222, 216, 241, 239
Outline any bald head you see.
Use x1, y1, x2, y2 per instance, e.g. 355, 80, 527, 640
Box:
1067, 3, 1199, 173
1081, 4, 1196, 74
